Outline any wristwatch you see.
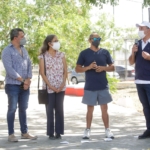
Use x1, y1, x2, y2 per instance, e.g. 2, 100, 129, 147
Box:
22, 79, 25, 83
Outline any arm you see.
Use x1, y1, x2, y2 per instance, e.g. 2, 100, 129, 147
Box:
2, 48, 24, 83
103, 64, 114, 71
62, 56, 67, 84
27, 55, 32, 79
75, 51, 97, 73
57, 56, 67, 92
129, 44, 138, 65
75, 65, 90, 73
23, 56, 32, 90
129, 54, 136, 65
39, 58, 57, 92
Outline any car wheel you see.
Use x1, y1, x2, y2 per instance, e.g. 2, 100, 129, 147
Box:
120, 74, 125, 79
71, 77, 78, 84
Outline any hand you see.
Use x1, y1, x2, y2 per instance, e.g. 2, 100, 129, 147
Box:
132, 44, 138, 54
57, 82, 65, 93
95, 66, 105, 72
24, 79, 31, 86
22, 79, 31, 90
23, 84, 29, 90
48, 86, 58, 92
88, 62, 97, 70
142, 51, 150, 60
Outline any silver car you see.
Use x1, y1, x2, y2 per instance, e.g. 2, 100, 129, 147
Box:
68, 69, 120, 84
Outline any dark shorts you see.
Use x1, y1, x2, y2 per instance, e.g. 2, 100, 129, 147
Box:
82, 89, 112, 106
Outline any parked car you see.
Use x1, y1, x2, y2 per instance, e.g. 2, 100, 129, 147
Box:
0, 75, 5, 85
107, 72, 120, 79
68, 69, 85, 84
68, 69, 120, 84
115, 65, 135, 79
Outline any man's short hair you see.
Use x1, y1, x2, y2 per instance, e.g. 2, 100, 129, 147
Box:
89, 32, 99, 40
10, 28, 24, 41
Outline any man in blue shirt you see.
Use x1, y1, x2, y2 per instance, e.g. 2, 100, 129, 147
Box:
75, 32, 114, 139
2, 28, 37, 142
129, 21, 150, 139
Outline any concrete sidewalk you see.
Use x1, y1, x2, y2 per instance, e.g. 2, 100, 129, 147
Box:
0, 89, 150, 150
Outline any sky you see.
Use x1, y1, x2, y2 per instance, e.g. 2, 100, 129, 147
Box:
90, 0, 149, 28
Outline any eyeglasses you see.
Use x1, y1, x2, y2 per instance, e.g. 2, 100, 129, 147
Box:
92, 37, 101, 41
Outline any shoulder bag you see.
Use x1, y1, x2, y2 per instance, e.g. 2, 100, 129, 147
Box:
38, 54, 48, 104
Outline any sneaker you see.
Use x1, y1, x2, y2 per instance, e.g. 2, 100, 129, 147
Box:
21, 133, 37, 140
55, 134, 61, 139
105, 128, 114, 139
49, 134, 55, 140
82, 129, 90, 139
8, 134, 18, 142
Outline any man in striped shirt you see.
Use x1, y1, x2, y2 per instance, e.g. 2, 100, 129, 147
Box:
2, 28, 37, 142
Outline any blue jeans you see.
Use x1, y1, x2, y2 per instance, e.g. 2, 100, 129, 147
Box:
136, 84, 150, 130
5, 84, 29, 135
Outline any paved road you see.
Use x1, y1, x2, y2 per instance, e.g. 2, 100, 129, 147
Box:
0, 89, 150, 150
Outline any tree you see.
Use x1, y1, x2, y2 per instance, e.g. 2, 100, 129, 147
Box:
85, 0, 150, 7
0, 0, 92, 66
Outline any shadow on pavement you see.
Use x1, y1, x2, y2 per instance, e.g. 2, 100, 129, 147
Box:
0, 95, 150, 150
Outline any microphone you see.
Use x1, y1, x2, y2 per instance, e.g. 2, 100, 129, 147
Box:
135, 39, 139, 46
134, 39, 139, 54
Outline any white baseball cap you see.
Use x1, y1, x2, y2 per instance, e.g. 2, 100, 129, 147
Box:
136, 21, 150, 28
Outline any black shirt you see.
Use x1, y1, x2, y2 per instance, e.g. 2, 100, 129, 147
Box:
76, 48, 114, 91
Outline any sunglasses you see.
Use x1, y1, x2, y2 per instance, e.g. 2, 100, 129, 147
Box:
92, 37, 101, 41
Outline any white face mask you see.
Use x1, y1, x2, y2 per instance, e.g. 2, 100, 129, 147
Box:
51, 41, 60, 51
138, 30, 146, 39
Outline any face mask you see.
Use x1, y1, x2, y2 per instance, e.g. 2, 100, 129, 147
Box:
20, 37, 26, 45
51, 41, 60, 51
92, 40, 100, 48
138, 31, 146, 39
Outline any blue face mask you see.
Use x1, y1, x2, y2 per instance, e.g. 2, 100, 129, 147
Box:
92, 37, 101, 48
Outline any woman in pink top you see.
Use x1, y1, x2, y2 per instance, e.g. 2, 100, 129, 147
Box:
39, 34, 67, 140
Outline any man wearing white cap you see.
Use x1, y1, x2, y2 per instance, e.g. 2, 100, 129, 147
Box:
129, 21, 150, 139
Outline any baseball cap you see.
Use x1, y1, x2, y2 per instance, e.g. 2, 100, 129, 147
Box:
136, 21, 150, 28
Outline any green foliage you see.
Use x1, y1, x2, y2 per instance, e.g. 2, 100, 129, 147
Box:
91, 13, 124, 56
123, 27, 138, 40
107, 73, 119, 93
0, 0, 139, 66
85, 0, 150, 7
143, 0, 150, 7
85, 0, 119, 6
0, 0, 92, 67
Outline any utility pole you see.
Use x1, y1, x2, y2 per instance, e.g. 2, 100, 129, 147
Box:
124, 39, 128, 81
149, 8, 150, 22
113, 4, 115, 60
113, 4, 115, 77
142, 4, 143, 21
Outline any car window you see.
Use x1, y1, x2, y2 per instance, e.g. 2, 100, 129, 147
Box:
115, 66, 124, 71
